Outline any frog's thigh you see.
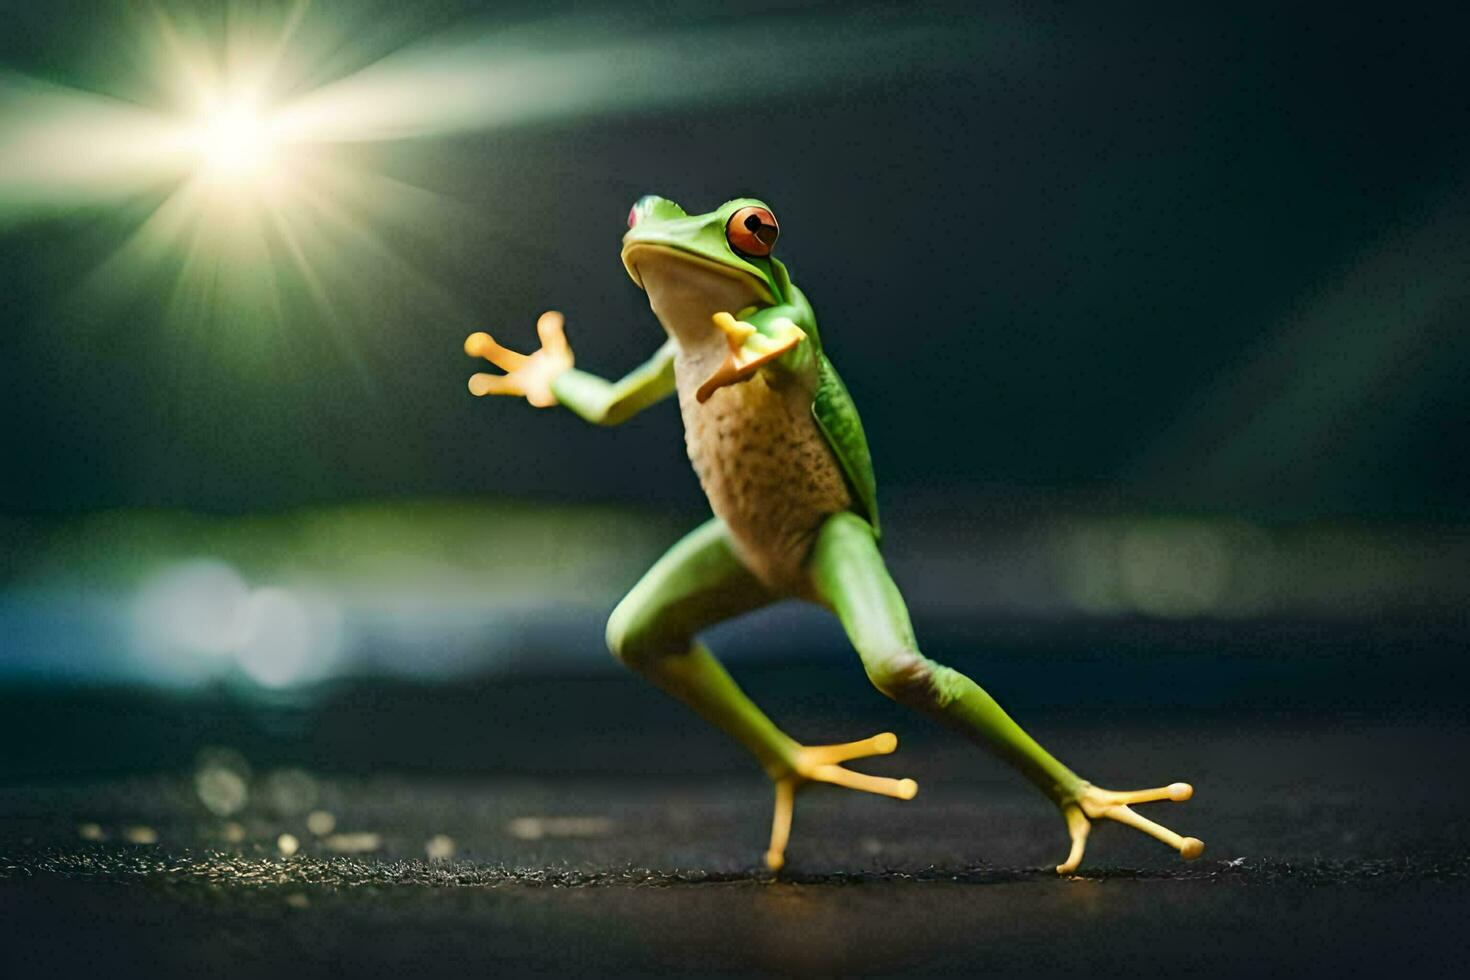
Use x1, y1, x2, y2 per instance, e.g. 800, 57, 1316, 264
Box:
804, 512, 933, 703
606, 516, 773, 665
806, 511, 1082, 794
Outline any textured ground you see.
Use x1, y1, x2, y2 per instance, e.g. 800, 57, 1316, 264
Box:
3, 727, 1467, 975
2, 644, 1468, 977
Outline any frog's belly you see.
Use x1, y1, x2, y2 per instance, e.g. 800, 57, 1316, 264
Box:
677, 360, 853, 593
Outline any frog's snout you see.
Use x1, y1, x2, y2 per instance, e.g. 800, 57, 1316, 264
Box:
627, 194, 663, 229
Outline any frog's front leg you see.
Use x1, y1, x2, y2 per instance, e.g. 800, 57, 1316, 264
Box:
466, 311, 681, 425
695, 307, 808, 403
606, 516, 916, 871
807, 511, 1204, 875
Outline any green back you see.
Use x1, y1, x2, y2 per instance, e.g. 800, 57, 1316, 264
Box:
812, 354, 881, 537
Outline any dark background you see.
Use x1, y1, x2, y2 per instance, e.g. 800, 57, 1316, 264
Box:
2, 1, 1466, 519
2, 3, 1468, 977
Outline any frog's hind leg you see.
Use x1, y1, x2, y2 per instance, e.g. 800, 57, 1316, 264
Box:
606, 516, 916, 872
806, 511, 1203, 875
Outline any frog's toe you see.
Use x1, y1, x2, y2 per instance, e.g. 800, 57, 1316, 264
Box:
697, 313, 807, 403
712, 311, 757, 349
1055, 780, 1202, 875
765, 731, 917, 872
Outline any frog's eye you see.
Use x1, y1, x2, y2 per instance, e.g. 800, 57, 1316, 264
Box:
627, 206, 639, 229
726, 206, 779, 257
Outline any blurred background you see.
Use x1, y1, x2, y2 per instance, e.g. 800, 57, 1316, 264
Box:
1, 0, 1467, 776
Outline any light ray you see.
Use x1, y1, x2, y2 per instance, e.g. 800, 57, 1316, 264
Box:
273, 9, 1014, 144
0, 74, 191, 206
1129, 179, 1470, 505
0, 3, 1009, 356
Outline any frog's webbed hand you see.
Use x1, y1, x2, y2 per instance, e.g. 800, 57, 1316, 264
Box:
464, 310, 574, 407
695, 311, 806, 403
1055, 781, 1203, 875
766, 731, 917, 872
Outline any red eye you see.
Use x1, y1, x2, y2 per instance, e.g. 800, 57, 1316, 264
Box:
627, 206, 638, 229
726, 206, 779, 257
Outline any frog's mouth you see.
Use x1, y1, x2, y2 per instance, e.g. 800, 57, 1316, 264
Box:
621, 242, 775, 305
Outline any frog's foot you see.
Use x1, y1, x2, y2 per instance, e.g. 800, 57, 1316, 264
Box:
1055, 781, 1203, 875
765, 731, 917, 872
696, 311, 806, 403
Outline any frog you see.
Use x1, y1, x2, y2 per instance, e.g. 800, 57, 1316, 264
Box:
463, 195, 1204, 874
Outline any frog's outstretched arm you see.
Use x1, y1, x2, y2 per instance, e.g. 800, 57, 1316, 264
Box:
465, 311, 676, 425
807, 511, 1204, 874
551, 339, 677, 426
607, 516, 916, 871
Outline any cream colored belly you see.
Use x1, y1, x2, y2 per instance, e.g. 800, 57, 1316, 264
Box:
627, 248, 852, 591
675, 353, 852, 593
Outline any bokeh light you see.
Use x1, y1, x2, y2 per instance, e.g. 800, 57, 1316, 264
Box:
235, 587, 343, 688
306, 810, 336, 836
263, 768, 320, 817
425, 834, 456, 862
132, 559, 251, 682
1050, 518, 1276, 619
132, 559, 342, 688
195, 747, 251, 816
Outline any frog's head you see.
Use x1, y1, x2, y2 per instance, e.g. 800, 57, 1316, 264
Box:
621, 195, 784, 306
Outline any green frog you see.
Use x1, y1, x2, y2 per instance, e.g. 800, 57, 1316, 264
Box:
463, 195, 1203, 873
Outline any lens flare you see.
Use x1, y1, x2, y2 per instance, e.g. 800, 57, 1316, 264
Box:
0, 3, 999, 353
189, 99, 279, 181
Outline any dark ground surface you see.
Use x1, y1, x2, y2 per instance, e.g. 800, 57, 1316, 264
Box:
3, 627, 1469, 977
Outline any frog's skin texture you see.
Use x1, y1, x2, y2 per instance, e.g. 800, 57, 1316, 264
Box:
464, 196, 1203, 874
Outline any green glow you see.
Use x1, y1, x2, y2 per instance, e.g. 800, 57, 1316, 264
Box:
0, 4, 1001, 346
